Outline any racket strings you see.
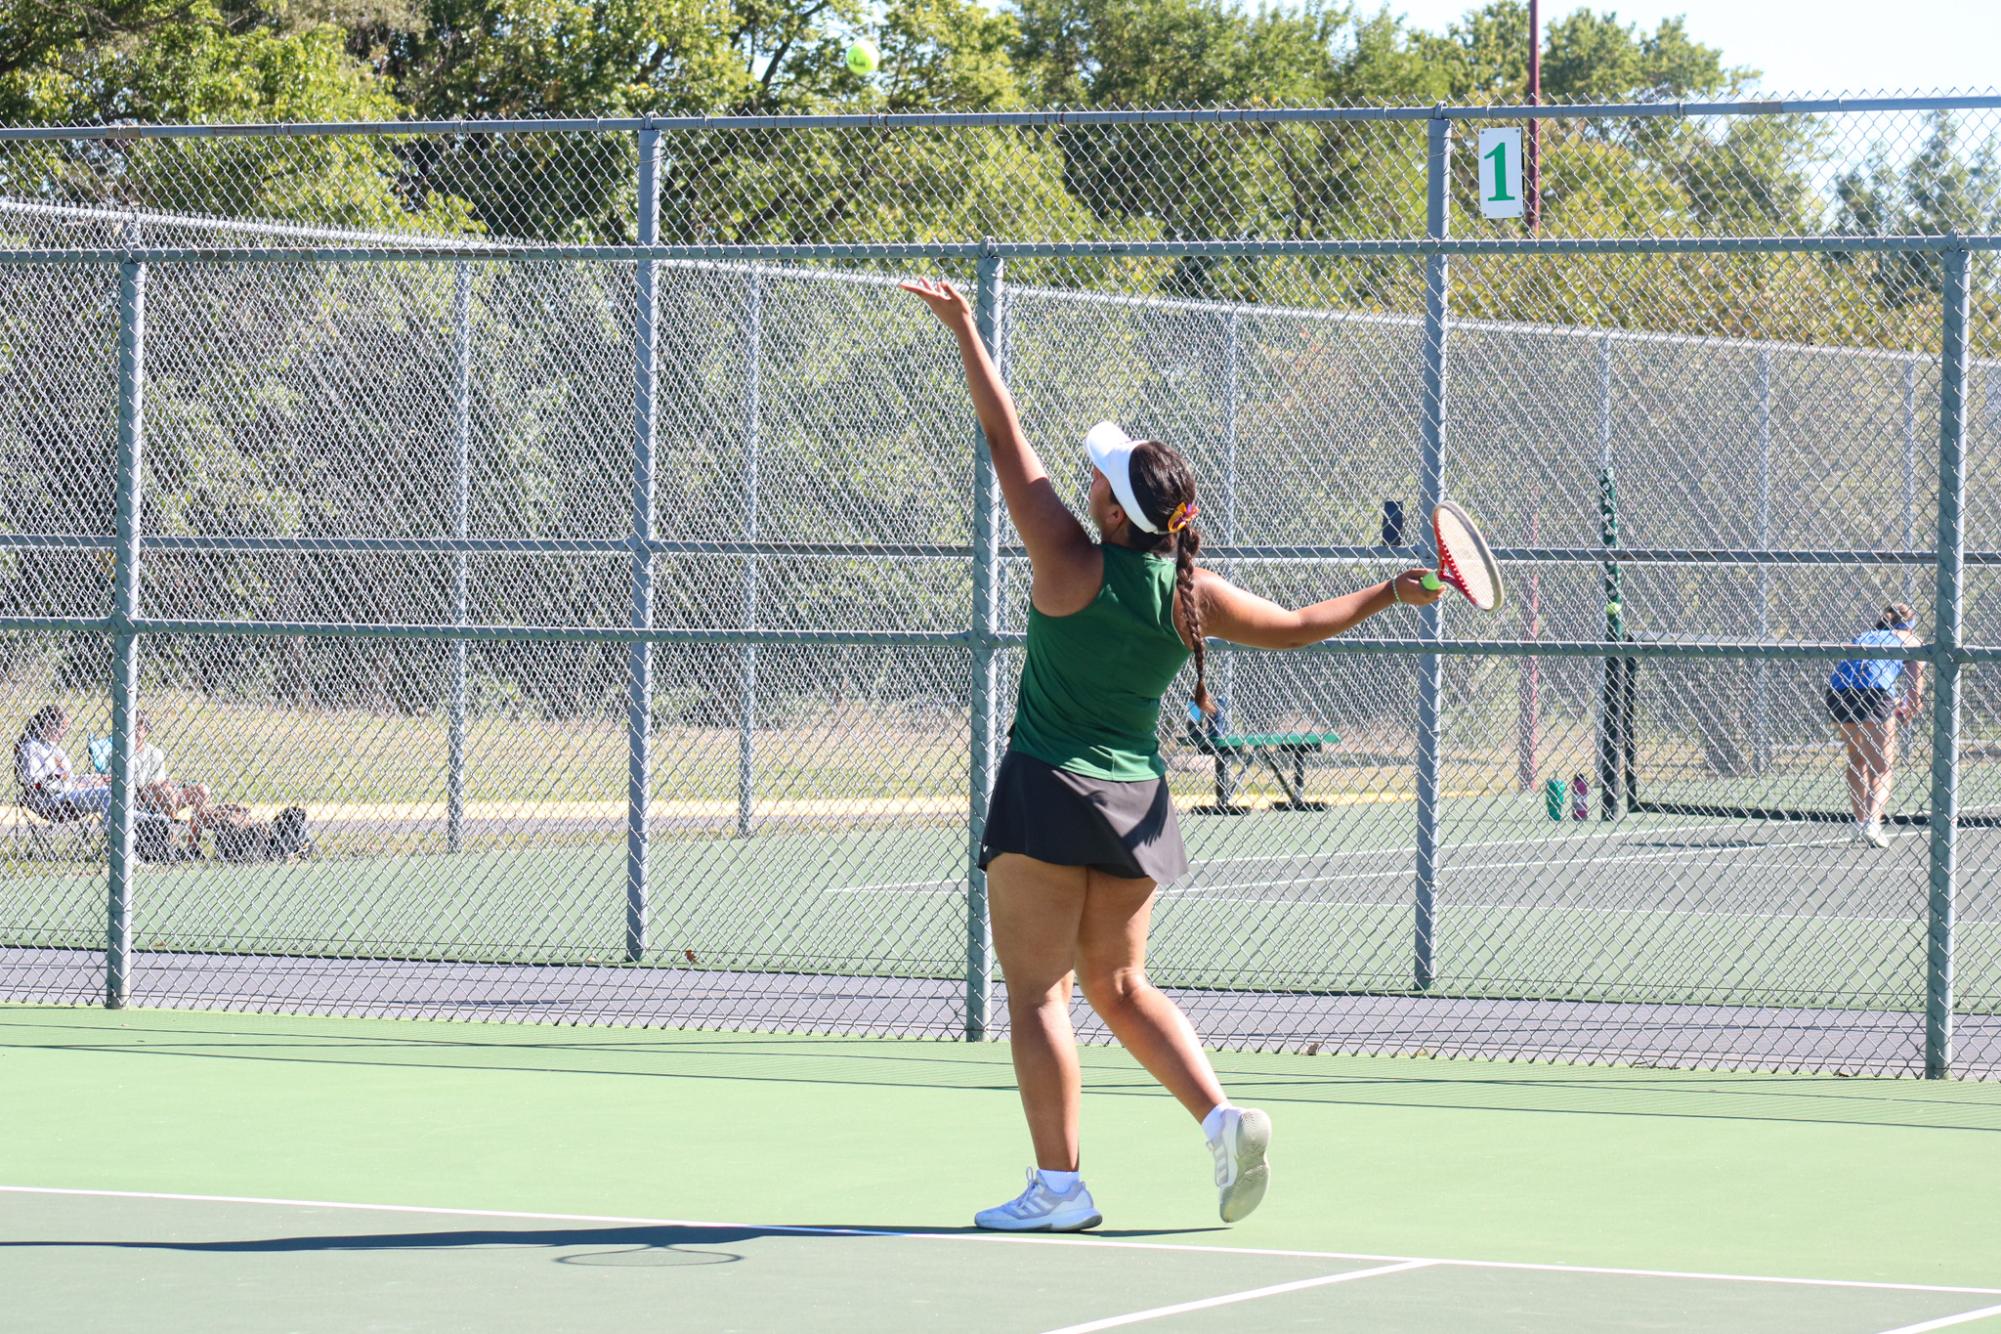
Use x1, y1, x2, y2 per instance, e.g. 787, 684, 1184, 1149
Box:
1438, 543, 1467, 590
1434, 505, 1501, 611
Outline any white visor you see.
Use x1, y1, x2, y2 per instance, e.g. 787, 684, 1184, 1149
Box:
1084, 420, 1159, 533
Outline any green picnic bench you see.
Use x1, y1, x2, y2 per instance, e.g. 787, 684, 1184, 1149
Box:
1186, 726, 1341, 814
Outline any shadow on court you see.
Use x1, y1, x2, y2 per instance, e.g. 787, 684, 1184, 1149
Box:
0, 1220, 1225, 1257
8, 1014, 1999, 1135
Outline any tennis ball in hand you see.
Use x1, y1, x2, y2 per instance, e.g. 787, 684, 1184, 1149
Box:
1420, 572, 1442, 591
845, 39, 880, 75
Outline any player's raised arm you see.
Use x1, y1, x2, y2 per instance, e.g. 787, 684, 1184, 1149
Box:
900, 278, 1092, 572
1196, 568, 1443, 650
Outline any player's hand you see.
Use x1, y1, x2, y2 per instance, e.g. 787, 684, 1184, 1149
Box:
1393, 570, 1446, 606
899, 278, 975, 333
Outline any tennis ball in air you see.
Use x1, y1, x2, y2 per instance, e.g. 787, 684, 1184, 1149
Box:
845, 39, 880, 75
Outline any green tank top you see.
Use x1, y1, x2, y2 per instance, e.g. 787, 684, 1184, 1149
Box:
1009, 543, 1191, 781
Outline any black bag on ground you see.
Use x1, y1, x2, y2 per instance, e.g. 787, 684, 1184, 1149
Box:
268, 806, 312, 859
134, 815, 185, 863
215, 806, 311, 862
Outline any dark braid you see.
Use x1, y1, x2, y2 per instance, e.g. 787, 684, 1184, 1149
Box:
1173, 523, 1211, 715
1125, 441, 1211, 715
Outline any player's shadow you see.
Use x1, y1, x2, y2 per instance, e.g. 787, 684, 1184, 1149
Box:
0, 1220, 1220, 1263
0, 1224, 757, 1267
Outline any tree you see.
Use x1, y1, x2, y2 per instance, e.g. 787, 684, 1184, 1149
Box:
1413, 3, 1749, 105
1837, 112, 2001, 307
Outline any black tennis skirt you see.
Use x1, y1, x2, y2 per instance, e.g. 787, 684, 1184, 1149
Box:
978, 749, 1190, 886
1826, 686, 1897, 725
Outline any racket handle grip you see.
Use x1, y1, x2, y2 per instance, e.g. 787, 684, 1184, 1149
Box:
1420, 572, 1442, 592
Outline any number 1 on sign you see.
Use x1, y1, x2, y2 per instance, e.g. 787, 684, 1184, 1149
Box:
1485, 142, 1515, 201
1478, 127, 1525, 220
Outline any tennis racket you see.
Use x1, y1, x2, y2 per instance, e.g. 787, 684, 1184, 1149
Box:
1419, 501, 1503, 612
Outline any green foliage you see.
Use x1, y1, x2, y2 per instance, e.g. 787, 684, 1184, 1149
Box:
1836, 113, 2001, 307
1413, 2, 1749, 104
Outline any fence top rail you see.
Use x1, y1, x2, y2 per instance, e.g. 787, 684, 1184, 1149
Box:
0, 197, 507, 250
4, 613, 1978, 662
5, 94, 2000, 140
13, 532, 2000, 566
4, 234, 1999, 268
1006, 279, 2001, 368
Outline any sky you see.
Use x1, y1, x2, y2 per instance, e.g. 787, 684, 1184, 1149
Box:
1377, 0, 2000, 99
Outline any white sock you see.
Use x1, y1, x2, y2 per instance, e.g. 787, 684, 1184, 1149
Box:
1202, 1104, 1233, 1142
1037, 1168, 1081, 1194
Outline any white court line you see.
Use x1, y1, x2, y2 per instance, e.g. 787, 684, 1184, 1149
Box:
1172, 832, 1869, 895
1182, 820, 1729, 869
826, 828, 1870, 898
5, 1187, 2000, 1299
1162, 893, 1922, 926
1874, 1303, 2001, 1334
823, 878, 963, 894
1036, 1259, 1435, 1334
820, 821, 1746, 895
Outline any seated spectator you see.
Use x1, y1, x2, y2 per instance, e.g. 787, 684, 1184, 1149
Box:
132, 712, 213, 854
14, 704, 111, 823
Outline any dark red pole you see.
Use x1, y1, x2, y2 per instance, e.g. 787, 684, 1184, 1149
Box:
1518, 0, 1544, 791
1527, 0, 1542, 233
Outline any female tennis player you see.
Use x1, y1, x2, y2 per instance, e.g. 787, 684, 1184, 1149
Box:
1826, 602, 1926, 847
902, 277, 1444, 1232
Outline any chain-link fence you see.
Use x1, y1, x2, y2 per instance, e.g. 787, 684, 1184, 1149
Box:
3, 99, 1999, 1076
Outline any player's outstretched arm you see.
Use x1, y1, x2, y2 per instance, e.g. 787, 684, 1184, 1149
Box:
900, 278, 1092, 573
1197, 568, 1443, 650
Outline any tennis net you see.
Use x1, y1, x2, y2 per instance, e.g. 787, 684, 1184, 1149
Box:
1606, 651, 2001, 828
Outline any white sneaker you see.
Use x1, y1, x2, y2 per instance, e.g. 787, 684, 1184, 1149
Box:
1862, 821, 1891, 848
1208, 1107, 1272, 1224
973, 1169, 1102, 1232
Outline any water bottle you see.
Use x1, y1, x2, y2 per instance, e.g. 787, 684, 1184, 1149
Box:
1571, 772, 1589, 820
1544, 778, 1566, 822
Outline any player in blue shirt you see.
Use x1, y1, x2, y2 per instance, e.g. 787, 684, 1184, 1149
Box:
1825, 602, 1926, 846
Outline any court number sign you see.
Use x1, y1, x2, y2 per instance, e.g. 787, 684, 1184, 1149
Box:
1478, 128, 1525, 220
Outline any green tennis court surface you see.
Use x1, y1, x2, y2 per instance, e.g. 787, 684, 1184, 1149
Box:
8, 812, 1999, 1008
5, 1007, 2000, 1332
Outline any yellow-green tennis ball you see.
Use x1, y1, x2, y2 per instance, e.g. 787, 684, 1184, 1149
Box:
1607, 600, 1622, 618
845, 39, 879, 75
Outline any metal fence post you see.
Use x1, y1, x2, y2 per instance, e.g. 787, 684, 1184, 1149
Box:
966, 244, 1003, 1041
626, 122, 661, 963
1221, 308, 1240, 719
1413, 113, 1451, 992
448, 261, 472, 853
738, 268, 761, 840
1753, 347, 1773, 774
1903, 356, 1920, 604
1518, 506, 1540, 791
105, 256, 146, 1009
992, 281, 1013, 635
1596, 332, 1628, 820
1924, 245, 1970, 1079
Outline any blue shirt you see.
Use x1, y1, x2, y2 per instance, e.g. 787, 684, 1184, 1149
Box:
1829, 629, 1912, 691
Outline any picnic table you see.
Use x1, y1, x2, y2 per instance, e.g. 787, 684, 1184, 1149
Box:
1185, 725, 1341, 814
